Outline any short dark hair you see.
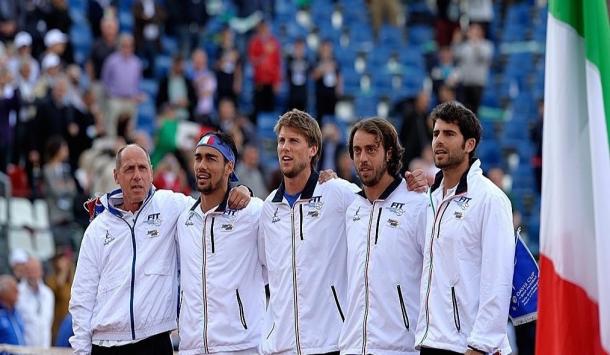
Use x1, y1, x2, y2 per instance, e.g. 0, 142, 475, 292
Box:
429, 101, 481, 158
348, 117, 404, 176
45, 135, 66, 162
274, 109, 322, 168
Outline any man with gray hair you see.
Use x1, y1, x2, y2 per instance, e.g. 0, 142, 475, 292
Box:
70, 144, 251, 354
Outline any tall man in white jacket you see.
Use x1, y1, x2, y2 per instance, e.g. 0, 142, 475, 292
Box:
69, 144, 251, 355
415, 101, 515, 355
339, 118, 427, 355
258, 109, 360, 355
176, 132, 266, 354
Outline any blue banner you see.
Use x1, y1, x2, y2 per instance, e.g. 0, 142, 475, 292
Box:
509, 228, 539, 325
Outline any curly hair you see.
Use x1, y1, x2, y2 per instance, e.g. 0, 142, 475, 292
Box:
348, 117, 404, 176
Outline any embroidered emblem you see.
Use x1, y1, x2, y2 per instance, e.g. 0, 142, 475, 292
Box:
147, 229, 160, 238
454, 211, 464, 219
387, 219, 399, 228
307, 210, 319, 218
221, 223, 233, 231
352, 206, 361, 221
103, 230, 115, 246
453, 196, 472, 210
146, 213, 162, 226
185, 211, 195, 226
306, 196, 324, 210
387, 202, 405, 216
271, 208, 280, 223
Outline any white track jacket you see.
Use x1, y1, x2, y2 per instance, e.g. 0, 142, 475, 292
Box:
415, 159, 515, 354
339, 178, 427, 355
70, 188, 192, 354
259, 172, 359, 355
177, 194, 266, 354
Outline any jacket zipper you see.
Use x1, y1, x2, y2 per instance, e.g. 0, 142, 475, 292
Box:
290, 204, 302, 354
117, 195, 152, 341
236, 289, 248, 329
210, 217, 215, 253
202, 215, 210, 353
331, 285, 345, 322
451, 286, 461, 332
397, 285, 409, 330
361, 203, 379, 355
418, 198, 451, 346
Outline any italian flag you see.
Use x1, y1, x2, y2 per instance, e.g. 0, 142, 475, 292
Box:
151, 119, 213, 165
537, 0, 610, 354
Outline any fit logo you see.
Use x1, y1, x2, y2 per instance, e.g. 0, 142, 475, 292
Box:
307, 196, 323, 210
146, 213, 162, 226
388, 202, 405, 216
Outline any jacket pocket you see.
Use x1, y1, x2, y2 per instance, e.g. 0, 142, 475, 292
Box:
330, 285, 345, 322
236, 289, 248, 329
397, 285, 409, 330
451, 286, 461, 332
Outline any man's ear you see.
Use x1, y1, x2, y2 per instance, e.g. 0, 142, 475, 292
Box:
465, 138, 476, 154
113, 169, 118, 184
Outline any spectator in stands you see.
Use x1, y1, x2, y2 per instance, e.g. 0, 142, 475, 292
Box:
34, 52, 62, 99
87, 15, 119, 82
248, 19, 281, 122
77, 136, 122, 196
0, 0, 20, 42
434, 0, 460, 47
430, 46, 458, 98
216, 98, 256, 153
318, 122, 345, 172
9, 249, 29, 282
0, 65, 20, 174
367, 0, 402, 39
464, 0, 494, 39
30, 76, 74, 166
16, 257, 55, 347
167, 0, 208, 55
152, 153, 191, 195
235, 144, 269, 199
46, 0, 73, 34
55, 313, 73, 347
313, 40, 342, 124
8, 32, 40, 84
453, 23, 493, 114
156, 54, 197, 121
0, 275, 24, 346
286, 37, 310, 111
69, 88, 103, 171
43, 29, 71, 65
46, 248, 75, 342
43, 136, 80, 248
399, 90, 432, 169
14, 60, 38, 170
189, 49, 217, 122
214, 27, 242, 104
87, 0, 117, 39
101, 33, 143, 137
133, 0, 166, 78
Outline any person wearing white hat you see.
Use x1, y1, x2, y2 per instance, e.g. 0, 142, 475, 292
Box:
8, 32, 40, 84
33, 53, 62, 99
43, 29, 70, 64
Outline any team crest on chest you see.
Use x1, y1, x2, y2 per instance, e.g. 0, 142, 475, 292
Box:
352, 206, 361, 221
387, 202, 405, 216
453, 196, 472, 210
146, 213, 162, 226
306, 196, 324, 210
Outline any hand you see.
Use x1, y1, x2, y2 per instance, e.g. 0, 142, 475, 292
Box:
318, 169, 338, 183
228, 185, 251, 210
405, 169, 428, 192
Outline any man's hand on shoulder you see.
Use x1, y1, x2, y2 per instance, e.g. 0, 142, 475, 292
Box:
405, 169, 428, 192
228, 185, 251, 210
318, 169, 338, 184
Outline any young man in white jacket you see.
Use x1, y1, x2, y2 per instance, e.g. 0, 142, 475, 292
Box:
69, 144, 251, 355
339, 118, 427, 355
258, 109, 360, 355
415, 101, 515, 355
176, 132, 266, 354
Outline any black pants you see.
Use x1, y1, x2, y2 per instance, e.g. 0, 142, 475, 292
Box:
420, 347, 464, 355
91, 332, 173, 355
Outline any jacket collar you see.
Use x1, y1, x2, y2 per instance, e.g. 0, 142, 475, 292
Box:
356, 175, 402, 201
103, 186, 155, 218
430, 158, 479, 195
272, 170, 320, 202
